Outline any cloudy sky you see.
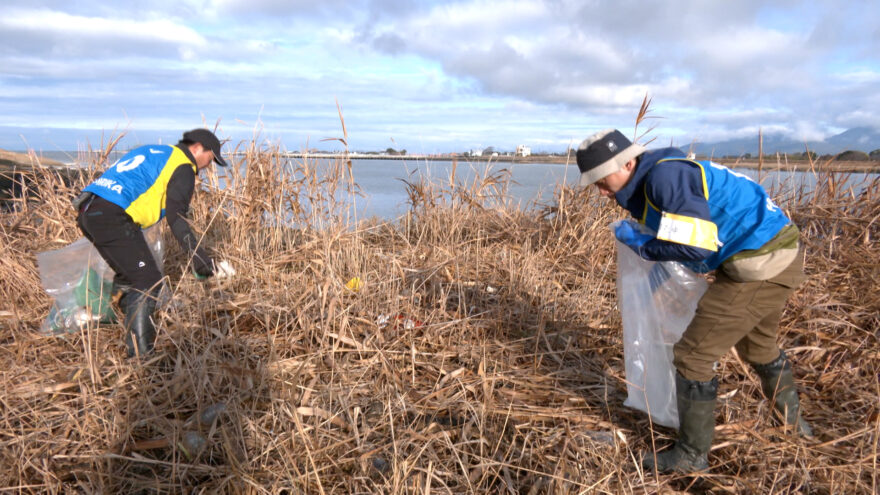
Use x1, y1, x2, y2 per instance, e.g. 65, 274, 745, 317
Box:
1, 0, 878, 153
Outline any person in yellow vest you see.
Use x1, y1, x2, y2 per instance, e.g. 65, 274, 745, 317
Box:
74, 128, 235, 357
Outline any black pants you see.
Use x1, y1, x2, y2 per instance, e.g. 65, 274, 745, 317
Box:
76, 195, 163, 294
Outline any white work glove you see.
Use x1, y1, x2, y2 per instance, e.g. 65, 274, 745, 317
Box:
214, 260, 237, 279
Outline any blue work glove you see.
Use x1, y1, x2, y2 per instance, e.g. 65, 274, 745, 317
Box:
614, 221, 654, 253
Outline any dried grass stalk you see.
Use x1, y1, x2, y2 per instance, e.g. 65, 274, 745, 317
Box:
0, 133, 877, 493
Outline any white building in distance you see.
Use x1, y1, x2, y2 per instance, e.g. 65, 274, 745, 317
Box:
516, 145, 531, 157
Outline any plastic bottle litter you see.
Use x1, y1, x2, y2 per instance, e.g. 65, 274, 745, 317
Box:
179, 430, 207, 459
185, 402, 227, 428
174, 402, 227, 459
376, 314, 424, 330
37, 224, 165, 335
48, 305, 100, 334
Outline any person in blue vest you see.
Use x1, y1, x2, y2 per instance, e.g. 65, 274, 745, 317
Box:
576, 129, 813, 473
74, 128, 235, 358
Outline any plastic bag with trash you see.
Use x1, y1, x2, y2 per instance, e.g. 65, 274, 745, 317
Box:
37, 224, 165, 335
614, 219, 708, 428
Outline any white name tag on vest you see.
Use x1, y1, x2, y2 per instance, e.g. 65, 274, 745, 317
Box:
656, 212, 721, 251
657, 214, 694, 245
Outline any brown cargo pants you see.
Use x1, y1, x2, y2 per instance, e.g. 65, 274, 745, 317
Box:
673, 249, 806, 382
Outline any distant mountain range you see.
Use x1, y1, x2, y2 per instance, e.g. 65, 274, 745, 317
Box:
690, 126, 880, 157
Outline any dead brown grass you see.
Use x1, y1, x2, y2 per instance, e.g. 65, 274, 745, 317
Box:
0, 132, 877, 494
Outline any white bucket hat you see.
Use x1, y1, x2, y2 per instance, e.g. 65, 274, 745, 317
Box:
576, 129, 645, 186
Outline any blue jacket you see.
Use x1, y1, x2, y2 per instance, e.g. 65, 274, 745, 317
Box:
615, 148, 791, 272
83, 144, 215, 275
84, 145, 196, 228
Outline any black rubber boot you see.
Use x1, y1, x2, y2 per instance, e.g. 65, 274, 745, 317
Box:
121, 289, 158, 358
752, 350, 813, 437
643, 372, 718, 474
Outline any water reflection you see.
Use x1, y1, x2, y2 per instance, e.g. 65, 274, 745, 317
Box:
217, 157, 876, 221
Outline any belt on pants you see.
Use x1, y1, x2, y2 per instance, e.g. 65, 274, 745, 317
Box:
73, 191, 95, 213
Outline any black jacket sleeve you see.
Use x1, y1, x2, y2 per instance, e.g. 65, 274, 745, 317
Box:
165, 165, 214, 276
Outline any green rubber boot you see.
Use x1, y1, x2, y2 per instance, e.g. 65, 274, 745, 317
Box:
752, 350, 813, 437
643, 373, 717, 474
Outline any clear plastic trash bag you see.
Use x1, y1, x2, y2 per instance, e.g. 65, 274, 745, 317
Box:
37, 224, 165, 335
613, 220, 708, 428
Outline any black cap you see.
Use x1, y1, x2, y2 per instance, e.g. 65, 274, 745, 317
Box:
181, 128, 228, 167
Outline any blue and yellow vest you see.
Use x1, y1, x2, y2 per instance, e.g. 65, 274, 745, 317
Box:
84, 145, 196, 228
641, 158, 790, 272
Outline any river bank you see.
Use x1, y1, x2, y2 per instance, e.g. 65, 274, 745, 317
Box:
4, 145, 880, 173
454, 153, 880, 172
1, 149, 76, 203
311, 152, 880, 173
2, 140, 877, 493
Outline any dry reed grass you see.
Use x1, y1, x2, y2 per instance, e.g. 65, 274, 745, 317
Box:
0, 133, 877, 494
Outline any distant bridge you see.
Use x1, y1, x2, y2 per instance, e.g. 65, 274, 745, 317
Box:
229, 152, 555, 163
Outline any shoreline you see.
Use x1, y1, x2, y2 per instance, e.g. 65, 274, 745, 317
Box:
435, 155, 880, 173
2, 147, 879, 174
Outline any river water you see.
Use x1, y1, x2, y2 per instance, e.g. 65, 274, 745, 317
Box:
340, 159, 579, 219
293, 158, 876, 220
39, 153, 877, 221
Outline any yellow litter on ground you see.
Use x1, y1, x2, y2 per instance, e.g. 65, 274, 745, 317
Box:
345, 277, 363, 292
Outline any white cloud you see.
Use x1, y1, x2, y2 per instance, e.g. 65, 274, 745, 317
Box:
792, 122, 830, 142
689, 27, 803, 71
0, 8, 206, 47
0, 0, 878, 151
832, 69, 880, 85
